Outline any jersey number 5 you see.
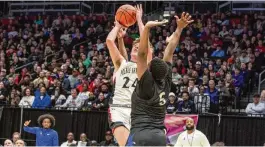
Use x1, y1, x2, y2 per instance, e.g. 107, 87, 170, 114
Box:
159, 92, 166, 106
122, 77, 137, 88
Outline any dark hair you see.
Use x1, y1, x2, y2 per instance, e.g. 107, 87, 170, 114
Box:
182, 91, 190, 97
37, 114, 56, 127
253, 94, 260, 98
23, 87, 33, 96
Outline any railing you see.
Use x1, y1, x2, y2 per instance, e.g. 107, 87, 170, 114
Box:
258, 69, 265, 94
14, 61, 36, 72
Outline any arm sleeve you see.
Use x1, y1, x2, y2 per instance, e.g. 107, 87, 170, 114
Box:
166, 62, 173, 84
44, 95, 51, 108
53, 131, 59, 146
23, 126, 38, 134
200, 133, 211, 147
251, 105, 265, 113
137, 70, 155, 100
245, 104, 254, 114
61, 97, 70, 108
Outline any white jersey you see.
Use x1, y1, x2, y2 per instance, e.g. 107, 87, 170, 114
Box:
112, 60, 137, 105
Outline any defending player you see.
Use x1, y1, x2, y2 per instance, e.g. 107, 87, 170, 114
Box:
126, 12, 193, 146
106, 4, 152, 146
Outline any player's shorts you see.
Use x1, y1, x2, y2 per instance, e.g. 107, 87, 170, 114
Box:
126, 128, 167, 146
108, 104, 131, 132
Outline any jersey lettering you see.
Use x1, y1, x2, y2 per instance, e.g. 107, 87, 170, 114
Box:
122, 77, 138, 88
159, 92, 166, 106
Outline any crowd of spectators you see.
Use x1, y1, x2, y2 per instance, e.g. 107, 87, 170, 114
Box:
0, 9, 264, 115
2, 131, 116, 147
0, 6, 264, 147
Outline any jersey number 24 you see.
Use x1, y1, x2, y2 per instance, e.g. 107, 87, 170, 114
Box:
122, 77, 137, 88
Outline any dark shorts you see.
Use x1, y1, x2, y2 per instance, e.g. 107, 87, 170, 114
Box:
126, 128, 166, 146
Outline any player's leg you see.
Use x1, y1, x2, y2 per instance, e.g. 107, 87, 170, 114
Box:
113, 126, 130, 146
109, 106, 131, 146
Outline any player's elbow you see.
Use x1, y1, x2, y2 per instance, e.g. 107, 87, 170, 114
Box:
106, 39, 114, 46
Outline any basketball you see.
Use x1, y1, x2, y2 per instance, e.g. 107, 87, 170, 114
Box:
115, 4, 136, 27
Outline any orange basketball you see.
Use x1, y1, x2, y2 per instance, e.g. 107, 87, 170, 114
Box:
115, 4, 136, 27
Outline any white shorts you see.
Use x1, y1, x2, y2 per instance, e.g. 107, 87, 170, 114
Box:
108, 105, 131, 131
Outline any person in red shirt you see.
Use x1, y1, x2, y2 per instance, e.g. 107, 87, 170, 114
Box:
256, 40, 265, 53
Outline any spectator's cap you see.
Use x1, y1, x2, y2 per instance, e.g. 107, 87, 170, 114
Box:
255, 49, 260, 52
169, 92, 176, 98
105, 130, 112, 136
196, 61, 201, 65
253, 94, 260, 98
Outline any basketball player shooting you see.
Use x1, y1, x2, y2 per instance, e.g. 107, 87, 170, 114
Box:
126, 12, 193, 146
106, 4, 152, 146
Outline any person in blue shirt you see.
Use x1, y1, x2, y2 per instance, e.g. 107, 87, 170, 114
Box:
24, 114, 59, 146
205, 80, 220, 113
32, 86, 51, 108
211, 45, 225, 58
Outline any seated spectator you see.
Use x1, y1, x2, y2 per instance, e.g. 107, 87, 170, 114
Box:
58, 71, 71, 95
194, 86, 210, 113
245, 94, 265, 117
33, 71, 49, 88
77, 83, 90, 102
188, 79, 199, 100
4, 139, 13, 147
172, 67, 182, 84
239, 51, 249, 64
61, 132, 77, 147
32, 86, 51, 109
14, 139, 25, 147
68, 69, 79, 89
61, 89, 82, 110
100, 131, 117, 146
166, 92, 178, 114
19, 88, 35, 107
12, 132, 21, 144
82, 93, 96, 110
211, 45, 225, 58
77, 133, 90, 147
178, 92, 196, 113
92, 92, 109, 110
52, 87, 67, 107
9, 88, 20, 107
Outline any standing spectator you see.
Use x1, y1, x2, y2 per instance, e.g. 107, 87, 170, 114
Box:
32, 87, 51, 108
178, 92, 196, 113
166, 92, 179, 114
77, 133, 90, 147
61, 132, 77, 147
100, 131, 117, 146
205, 80, 219, 113
245, 94, 265, 116
0, 81, 8, 105
19, 88, 35, 107
23, 114, 59, 146
61, 89, 82, 110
